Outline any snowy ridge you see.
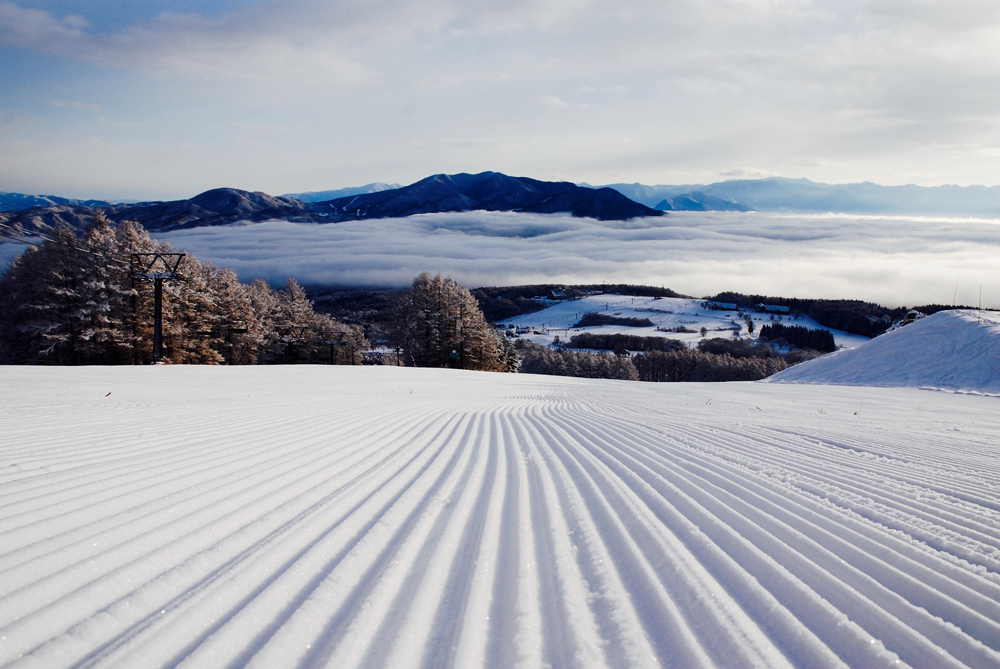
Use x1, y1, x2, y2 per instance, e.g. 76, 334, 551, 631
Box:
2, 366, 1000, 668
769, 310, 1000, 394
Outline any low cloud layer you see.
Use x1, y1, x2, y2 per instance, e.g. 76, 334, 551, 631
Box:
152, 211, 1000, 309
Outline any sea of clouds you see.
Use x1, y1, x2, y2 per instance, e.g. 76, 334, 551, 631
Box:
157, 211, 1000, 308
4, 211, 998, 308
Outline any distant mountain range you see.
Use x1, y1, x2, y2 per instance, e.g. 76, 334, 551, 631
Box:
596, 177, 1000, 217
0, 189, 315, 237
4, 174, 1000, 241
281, 182, 401, 202
654, 191, 751, 212
0, 192, 114, 211
0, 172, 662, 237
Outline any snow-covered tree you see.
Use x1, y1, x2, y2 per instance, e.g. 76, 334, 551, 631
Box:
391, 272, 515, 372
0, 217, 364, 365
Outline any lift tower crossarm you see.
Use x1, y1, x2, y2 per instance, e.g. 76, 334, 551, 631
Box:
131, 252, 186, 364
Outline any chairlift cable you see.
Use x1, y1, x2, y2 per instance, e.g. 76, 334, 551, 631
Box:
0, 222, 133, 269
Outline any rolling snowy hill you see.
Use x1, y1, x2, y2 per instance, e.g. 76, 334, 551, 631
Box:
2, 364, 999, 668
769, 309, 1000, 394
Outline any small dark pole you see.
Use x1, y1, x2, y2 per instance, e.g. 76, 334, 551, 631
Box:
131, 252, 185, 365
459, 303, 464, 369
225, 326, 247, 364
152, 278, 164, 363
318, 329, 356, 365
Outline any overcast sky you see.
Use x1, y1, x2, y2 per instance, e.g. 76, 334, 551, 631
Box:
3, 0, 1000, 200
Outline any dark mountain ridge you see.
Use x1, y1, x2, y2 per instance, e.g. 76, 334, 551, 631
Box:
0, 172, 662, 238
0, 188, 315, 237
309, 172, 662, 221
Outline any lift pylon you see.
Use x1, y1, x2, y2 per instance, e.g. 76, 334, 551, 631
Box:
131, 252, 185, 364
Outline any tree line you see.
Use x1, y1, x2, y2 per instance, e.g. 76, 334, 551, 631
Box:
515, 340, 638, 380
572, 312, 654, 328
0, 219, 521, 372
516, 336, 804, 383
565, 332, 686, 353
631, 349, 788, 382
0, 215, 366, 365
758, 323, 836, 352
710, 291, 901, 337
516, 340, 790, 382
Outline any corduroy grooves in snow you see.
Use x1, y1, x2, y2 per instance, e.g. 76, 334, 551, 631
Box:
1, 358, 999, 667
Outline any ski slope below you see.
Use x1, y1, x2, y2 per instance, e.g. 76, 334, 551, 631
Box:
2, 366, 1000, 668
770, 310, 1000, 394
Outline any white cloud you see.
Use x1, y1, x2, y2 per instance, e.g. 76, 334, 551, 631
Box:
539, 95, 570, 108
51, 99, 103, 113
718, 167, 775, 179
157, 211, 1000, 309
0, 1, 87, 47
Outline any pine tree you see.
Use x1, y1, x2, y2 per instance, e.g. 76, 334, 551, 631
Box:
391, 272, 514, 372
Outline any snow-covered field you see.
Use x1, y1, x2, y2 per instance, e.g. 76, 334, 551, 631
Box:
500, 294, 871, 349
3, 364, 1000, 668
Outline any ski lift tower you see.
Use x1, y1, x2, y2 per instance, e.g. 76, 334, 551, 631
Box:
318, 329, 357, 365
131, 252, 185, 364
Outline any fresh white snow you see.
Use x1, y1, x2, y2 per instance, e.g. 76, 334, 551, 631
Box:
2, 363, 1000, 668
770, 309, 1000, 395
499, 294, 870, 350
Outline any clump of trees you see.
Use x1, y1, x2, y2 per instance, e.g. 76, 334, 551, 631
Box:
695, 335, 824, 366
516, 337, 788, 382
631, 349, 787, 382
697, 337, 780, 359
758, 323, 836, 352
565, 332, 686, 353
518, 331, 826, 383
515, 340, 638, 380
389, 272, 518, 372
711, 291, 896, 337
0, 215, 365, 365
572, 312, 654, 328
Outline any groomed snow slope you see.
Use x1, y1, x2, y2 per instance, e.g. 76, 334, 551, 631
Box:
2, 366, 1000, 668
768, 310, 1000, 394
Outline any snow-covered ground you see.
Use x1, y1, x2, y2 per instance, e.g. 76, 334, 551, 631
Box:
770, 309, 1000, 394
500, 294, 870, 350
2, 364, 999, 668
